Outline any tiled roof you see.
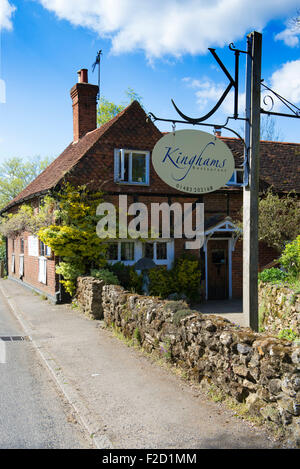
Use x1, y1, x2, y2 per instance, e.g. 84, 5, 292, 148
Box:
1, 103, 299, 214
222, 137, 300, 193
1, 102, 136, 213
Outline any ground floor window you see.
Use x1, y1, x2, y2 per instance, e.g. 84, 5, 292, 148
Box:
38, 257, 47, 284
107, 240, 174, 268
19, 254, 24, 277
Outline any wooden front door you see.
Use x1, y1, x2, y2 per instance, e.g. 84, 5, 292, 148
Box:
207, 240, 228, 300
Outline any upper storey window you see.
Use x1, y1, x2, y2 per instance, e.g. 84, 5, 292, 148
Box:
114, 149, 150, 185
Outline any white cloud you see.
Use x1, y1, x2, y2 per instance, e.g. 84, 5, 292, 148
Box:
0, 0, 15, 30
275, 25, 299, 47
183, 77, 245, 116
269, 60, 300, 109
38, 0, 300, 59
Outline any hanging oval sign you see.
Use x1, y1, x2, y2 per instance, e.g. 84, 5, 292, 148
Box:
152, 129, 235, 194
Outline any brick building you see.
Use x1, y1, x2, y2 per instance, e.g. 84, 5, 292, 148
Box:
1, 69, 300, 302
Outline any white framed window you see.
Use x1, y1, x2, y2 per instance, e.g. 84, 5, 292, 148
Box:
38, 257, 47, 284
11, 254, 15, 273
19, 254, 24, 277
143, 241, 168, 262
106, 240, 174, 269
114, 149, 150, 185
226, 169, 244, 186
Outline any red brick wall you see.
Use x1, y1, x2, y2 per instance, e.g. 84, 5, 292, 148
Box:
7, 232, 58, 299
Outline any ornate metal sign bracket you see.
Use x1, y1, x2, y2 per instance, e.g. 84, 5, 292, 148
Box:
260, 80, 300, 119
171, 43, 247, 123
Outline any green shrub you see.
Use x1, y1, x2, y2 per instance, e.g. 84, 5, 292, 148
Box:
258, 267, 288, 284
278, 328, 299, 342
173, 309, 198, 326
280, 236, 300, 278
56, 259, 85, 295
108, 262, 143, 293
148, 266, 173, 298
148, 254, 201, 300
90, 268, 120, 285
164, 300, 189, 313
173, 255, 201, 300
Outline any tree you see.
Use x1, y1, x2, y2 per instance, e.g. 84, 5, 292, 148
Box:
260, 115, 283, 142
38, 183, 108, 295
258, 189, 300, 252
97, 87, 143, 126
0, 155, 53, 209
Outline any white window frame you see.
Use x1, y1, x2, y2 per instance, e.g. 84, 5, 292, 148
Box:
38, 256, 47, 284
19, 254, 24, 277
226, 168, 244, 186
11, 254, 15, 273
107, 240, 174, 269
114, 149, 150, 185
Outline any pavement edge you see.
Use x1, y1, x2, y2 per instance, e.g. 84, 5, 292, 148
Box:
0, 281, 114, 450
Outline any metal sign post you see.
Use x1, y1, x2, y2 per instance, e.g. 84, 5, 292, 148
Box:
148, 30, 299, 331
243, 31, 262, 331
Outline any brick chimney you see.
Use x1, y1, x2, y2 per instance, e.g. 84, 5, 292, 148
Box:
70, 69, 99, 142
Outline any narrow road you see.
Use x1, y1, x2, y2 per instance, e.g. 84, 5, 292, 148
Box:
0, 294, 90, 449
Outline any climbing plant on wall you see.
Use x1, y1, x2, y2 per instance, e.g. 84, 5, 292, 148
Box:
38, 183, 107, 295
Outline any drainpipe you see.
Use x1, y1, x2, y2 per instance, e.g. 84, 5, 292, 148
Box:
5, 237, 8, 276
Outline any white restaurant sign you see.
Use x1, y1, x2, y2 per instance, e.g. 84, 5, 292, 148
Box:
152, 129, 235, 194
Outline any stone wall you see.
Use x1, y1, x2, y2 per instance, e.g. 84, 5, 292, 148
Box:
102, 284, 300, 446
259, 282, 300, 337
76, 276, 104, 319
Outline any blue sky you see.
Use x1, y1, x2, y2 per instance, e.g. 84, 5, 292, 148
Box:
0, 0, 300, 162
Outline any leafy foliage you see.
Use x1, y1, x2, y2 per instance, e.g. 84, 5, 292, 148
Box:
0, 196, 55, 238
97, 88, 143, 126
90, 268, 120, 285
278, 328, 299, 342
39, 183, 108, 295
0, 156, 53, 209
148, 255, 201, 300
258, 189, 300, 252
280, 235, 300, 278
107, 261, 143, 293
56, 260, 86, 296
258, 267, 288, 284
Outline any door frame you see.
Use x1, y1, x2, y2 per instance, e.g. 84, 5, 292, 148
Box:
203, 218, 241, 301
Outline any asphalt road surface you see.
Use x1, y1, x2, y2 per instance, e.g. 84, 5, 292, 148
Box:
0, 294, 90, 449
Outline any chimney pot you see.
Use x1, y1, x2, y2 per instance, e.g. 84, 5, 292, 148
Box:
77, 68, 88, 83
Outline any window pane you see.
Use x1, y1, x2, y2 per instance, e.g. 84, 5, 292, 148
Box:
144, 243, 154, 258
40, 241, 45, 256
121, 242, 134, 261
107, 243, 118, 261
118, 151, 129, 182
156, 242, 167, 260
228, 172, 235, 183
132, 153, 146, 183
124, 152, 129, 181
236, 170, 244, 183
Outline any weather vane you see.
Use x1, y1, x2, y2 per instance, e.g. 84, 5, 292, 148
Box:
92, 50, 102, 102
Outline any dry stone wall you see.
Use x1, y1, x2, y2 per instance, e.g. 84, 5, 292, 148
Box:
259, 283, 300, 337
102, 284, 300, 447
76, 276, 104, 319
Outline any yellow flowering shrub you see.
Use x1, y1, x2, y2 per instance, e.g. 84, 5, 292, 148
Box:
148, 254, 201, 301
38, 183, 107, 295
